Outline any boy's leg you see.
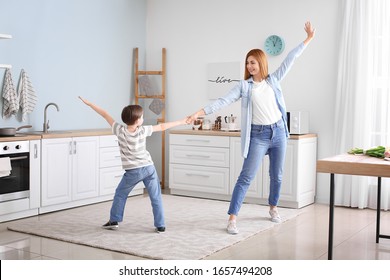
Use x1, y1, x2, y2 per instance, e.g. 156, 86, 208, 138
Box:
110, 169, 141, 222
142, 165, 165, 228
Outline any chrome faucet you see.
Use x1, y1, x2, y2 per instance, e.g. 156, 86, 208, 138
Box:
43, 103, 60, 133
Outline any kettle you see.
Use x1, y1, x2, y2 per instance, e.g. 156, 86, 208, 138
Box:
224, 114, 237, 124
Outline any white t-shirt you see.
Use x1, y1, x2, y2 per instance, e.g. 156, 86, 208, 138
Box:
112, 122, 154, 170
251, 80, 282, 125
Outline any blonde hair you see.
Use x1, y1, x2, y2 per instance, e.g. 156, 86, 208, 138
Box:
244, 49, 268, 80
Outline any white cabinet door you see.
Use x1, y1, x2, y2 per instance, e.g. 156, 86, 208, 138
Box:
41, 136, 99, 206
29, 140, 41, 209
41, 138, 72, 206
72, 137, 99, 201
229, 137, 263, 199
262, 138, 317, 208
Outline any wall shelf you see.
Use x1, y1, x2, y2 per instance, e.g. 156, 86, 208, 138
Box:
0, 64, 12, 69
1, 33, 12, 69
0, 34, 12, 39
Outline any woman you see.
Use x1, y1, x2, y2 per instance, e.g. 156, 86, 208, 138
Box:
188, 21, 316, 234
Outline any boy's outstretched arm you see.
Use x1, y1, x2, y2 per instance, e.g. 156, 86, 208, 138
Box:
79, 96, 114, 126
152, 117, 189, 132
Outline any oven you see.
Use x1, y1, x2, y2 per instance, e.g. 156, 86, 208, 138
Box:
0, 141, 30, 202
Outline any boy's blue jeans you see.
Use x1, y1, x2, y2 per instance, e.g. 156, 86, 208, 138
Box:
228, 119, 287, 216
110, 165, 165, 228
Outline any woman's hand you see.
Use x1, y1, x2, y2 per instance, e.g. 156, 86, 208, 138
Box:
187, 109, 205, 124
303, 21, 316, 45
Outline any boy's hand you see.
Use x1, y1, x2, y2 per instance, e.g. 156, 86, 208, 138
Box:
78, 96, 114, 126
182, 117, 190, 125
78, 96, 91, 106
185, 116, 193, 124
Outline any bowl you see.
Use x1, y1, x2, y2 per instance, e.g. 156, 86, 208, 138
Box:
192, 124, 201, 130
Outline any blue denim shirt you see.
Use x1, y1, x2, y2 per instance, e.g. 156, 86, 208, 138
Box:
203, 42, 306, 158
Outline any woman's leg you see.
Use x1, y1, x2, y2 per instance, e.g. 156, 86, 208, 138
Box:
228, 126, 271, 218
267, 123, 287, 207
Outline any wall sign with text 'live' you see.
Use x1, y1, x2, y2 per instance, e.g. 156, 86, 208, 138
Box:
207, 62, 241, 100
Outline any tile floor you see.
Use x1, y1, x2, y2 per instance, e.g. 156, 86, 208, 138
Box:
0, 196, 390, 260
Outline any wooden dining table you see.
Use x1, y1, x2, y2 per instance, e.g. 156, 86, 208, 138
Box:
317, 153, 390, 260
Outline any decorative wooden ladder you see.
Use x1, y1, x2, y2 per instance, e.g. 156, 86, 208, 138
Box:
134, 48, 166, 188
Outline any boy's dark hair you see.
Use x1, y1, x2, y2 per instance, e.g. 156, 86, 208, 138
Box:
121, 105, 143, 125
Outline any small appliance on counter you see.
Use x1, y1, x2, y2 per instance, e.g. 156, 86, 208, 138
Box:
287, 111, 309, 135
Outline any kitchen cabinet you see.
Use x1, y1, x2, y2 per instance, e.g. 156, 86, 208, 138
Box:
169, 131, 317, 208
99, 135, 144, 197
169, 134, 230, 199
278, 136, 317, 208
40, 136, 99, 212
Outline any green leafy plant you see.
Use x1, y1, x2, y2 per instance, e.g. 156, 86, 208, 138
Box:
348, 146, 387, 158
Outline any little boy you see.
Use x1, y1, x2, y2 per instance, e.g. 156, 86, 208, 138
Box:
79, 96, 188, 232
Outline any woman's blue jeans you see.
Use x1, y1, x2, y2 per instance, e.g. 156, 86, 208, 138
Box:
110, 165, 165, 228
228, 119, 287, 216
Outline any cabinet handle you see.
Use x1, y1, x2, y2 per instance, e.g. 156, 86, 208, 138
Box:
185, 154, 210, 159
34, 143, 38, 159
73, 141, 77, 154
185, 139, 210, 143
185, 173, 210, 178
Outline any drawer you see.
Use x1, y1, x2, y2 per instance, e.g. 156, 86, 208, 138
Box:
100, 147, 121, 168
99, 167, 144, 196
100, 135, 119, 147
169, 164, 229, 195
170, 145, 229, 167
99, 166, 123, 195
170, 134, 229, 148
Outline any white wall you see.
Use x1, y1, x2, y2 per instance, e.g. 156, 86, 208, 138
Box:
0, 0, 341, 204
0, 0, 146, 130
146, 0, 341, 204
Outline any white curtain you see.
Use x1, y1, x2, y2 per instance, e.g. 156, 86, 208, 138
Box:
334, 0, 390, 210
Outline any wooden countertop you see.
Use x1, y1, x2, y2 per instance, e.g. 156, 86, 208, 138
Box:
170, 129, 317, 139
0, 129, 112, 142
317, 153, 390, 178
0, 128, 317, 142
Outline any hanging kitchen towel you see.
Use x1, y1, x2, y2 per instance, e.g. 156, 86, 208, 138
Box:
149, 98, 164, 115
18, 69, 37, 121
0, 157, 12, 178
2, 68, 19, 119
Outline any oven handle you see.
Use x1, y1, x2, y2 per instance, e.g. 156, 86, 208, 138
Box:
10, 156, 28, 161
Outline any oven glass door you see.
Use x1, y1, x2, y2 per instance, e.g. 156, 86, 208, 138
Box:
0, 153, 30, 199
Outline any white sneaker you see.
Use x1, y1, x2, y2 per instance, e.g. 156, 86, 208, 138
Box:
227, 220, 239, 234
269, 209, 282, 223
